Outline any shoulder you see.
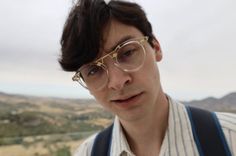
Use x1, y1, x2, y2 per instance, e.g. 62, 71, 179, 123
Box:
216, 112, 236, 154
216, 112, 236, 131
73, 133, 98, 156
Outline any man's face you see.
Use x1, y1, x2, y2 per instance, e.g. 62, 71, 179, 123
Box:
89, 20, 164, 122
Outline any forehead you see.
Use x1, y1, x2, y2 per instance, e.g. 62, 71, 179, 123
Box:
101, 20, 144, 53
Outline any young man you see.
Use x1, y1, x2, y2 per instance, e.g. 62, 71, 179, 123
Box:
59, 0, 236, 155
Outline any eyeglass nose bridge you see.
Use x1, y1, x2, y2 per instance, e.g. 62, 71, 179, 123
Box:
95, 50, 120, 68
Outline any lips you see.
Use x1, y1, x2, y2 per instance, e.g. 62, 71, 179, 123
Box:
112, 94, 138, 103
110, 92, 143, 107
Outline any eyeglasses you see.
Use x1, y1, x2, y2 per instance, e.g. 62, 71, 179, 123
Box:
72, 36, 149, 90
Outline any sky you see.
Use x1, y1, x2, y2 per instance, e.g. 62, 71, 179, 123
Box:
0, 0, 235, 101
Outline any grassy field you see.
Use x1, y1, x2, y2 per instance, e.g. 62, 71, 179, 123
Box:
0, 139, 83, 156
0, 131, 98, 156
0, 93, 113, 156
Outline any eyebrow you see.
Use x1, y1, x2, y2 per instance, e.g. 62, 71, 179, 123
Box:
106, 35, 135, 52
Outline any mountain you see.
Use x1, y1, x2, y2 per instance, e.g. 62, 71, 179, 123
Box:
183, 92, 236, 113
0, 91, 97, 106
0, 91, 235, 113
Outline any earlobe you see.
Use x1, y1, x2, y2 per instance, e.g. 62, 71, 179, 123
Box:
155, 49, 162, 62
152, 38, 163, 62
89, 89, 95, 96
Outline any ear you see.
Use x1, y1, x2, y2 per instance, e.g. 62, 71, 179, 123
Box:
152, 37, 162, 62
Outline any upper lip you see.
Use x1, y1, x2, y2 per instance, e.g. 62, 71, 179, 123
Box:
110, 92, 142, 102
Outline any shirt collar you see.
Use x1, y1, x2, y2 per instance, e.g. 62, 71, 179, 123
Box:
111, 116, 134, 156
110, 96, 193, 156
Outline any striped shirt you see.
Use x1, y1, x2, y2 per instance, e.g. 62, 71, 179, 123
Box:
74, 97, 236, 156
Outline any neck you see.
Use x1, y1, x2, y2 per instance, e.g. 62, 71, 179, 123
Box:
119, 92, 169, 155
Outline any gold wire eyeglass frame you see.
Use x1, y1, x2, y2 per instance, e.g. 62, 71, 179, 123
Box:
72, 36, 149, 90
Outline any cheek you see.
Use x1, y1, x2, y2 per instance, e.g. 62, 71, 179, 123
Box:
90, 89, 108, 106
143, 52, 159, 78
140, 56, 160, 87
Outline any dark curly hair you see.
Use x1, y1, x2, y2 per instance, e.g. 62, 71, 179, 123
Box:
59, 0, 155, 72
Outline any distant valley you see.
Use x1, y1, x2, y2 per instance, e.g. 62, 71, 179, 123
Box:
0, 91, 235, 156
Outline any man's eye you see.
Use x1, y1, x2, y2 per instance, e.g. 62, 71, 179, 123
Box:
122, 49, 135, 57
87, 66, 100, 76
118, 47, 137, 61
120, 48, 137, 58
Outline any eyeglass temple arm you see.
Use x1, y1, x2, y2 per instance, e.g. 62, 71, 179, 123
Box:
140, 36, 149, 44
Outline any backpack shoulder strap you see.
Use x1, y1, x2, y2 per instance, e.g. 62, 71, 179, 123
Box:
186, 106, 232, 156
91, 124, 113, 156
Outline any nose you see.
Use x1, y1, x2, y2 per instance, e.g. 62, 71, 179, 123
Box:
107, 62, 132, 90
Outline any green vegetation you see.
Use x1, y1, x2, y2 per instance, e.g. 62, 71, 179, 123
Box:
0, 96, 113, 150
0, 111, 102, 138
0, 137, 23, 146
52, 146, 71, 156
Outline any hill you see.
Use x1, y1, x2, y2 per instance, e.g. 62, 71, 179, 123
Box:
184, 92, 236, 113
0, 92, 113, 138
